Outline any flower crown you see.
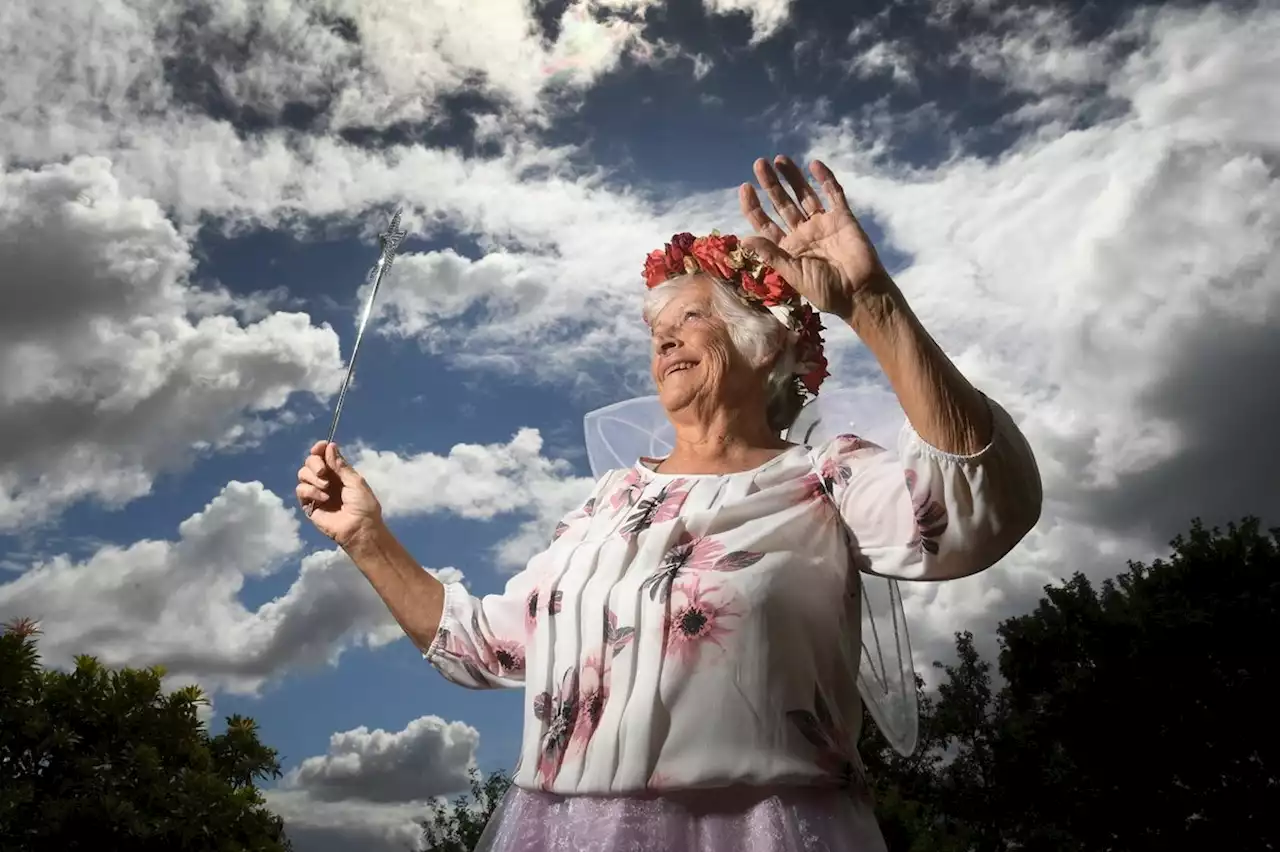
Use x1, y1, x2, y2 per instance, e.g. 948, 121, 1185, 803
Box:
643, 231, 829, 395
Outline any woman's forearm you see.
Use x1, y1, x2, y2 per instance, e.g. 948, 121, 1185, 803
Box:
845, 281, 993, 455
343, 522, 447, 653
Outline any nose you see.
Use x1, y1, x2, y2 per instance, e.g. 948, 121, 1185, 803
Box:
654, 327, 681, 355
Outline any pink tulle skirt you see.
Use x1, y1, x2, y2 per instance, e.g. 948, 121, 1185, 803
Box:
474, 785, 889, 852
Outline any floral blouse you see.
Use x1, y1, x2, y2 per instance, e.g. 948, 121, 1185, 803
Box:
425, 397, 1041, 796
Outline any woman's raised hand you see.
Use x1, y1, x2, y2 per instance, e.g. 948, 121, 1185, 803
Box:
296, 441, 383, 548
739, 156, 898, 323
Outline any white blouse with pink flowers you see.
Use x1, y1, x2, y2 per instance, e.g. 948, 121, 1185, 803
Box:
425, 396, 1041, 796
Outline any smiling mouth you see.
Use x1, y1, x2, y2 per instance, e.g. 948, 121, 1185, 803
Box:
664, 362, 696, 379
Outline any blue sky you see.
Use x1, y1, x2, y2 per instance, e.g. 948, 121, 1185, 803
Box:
2, 0, 1277, 848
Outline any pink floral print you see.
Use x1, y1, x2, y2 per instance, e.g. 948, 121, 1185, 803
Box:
569, 655, 608, 755
620, 480, 690, 540
419, 399, 1041, 798
525, 588, 563, 634
470, 612, 524, 677
436, 626, 518, 687
664, 576, 738, 665
603, 608, 635, 659
533, 668, 580, 789
904, 468, 948, 555
645, 533, 764, 602
609, 469, 644, 511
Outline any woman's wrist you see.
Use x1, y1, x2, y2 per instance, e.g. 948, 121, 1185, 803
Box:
841, 276, 992, 454
340, 516, 392, 562
842, 275, 913, 356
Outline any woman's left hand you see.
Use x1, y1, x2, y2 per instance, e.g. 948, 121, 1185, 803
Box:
739, 156, 897, 323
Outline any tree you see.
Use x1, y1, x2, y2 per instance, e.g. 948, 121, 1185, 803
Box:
991, 517, 1279, 851
0, 619, 292, 851
865, 517, 1279, 852
419, 767, 512, 852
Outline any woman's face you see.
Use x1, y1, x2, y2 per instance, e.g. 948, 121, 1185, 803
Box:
650, 276, 755, 415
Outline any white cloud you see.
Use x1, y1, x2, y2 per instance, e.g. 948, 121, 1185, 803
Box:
284, 715, 479, 802
268, 790, 430, 852
269, 715, 481, 852
0, 480, 463, 694
0, 156, 343, 529
847, 39, 917, 86
701, 0, 796, 43
188, 0, 656, 126
0, 0, 657, 161
353, 429, 594, 570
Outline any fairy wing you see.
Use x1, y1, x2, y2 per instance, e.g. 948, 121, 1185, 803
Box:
583, 396, 675, 474
582, 388, 919, 757
792, 385, 919, 757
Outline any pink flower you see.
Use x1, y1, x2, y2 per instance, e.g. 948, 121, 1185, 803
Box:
569, 655, 608, 755
905, 469, 948, 554
488, 639, 525, 676
664, 576, 737, 665
610, 468, 643, 511
620, 480, 690, 541
534, 668, 580, 789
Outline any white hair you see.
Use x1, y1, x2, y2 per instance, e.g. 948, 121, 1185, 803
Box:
642, 275, 803, 432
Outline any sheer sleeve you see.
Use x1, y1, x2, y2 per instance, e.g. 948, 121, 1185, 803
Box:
814, 395, 1042, 582
422, 472, 615, 689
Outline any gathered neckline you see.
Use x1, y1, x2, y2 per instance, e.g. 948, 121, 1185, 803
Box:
636, 443, 807, 480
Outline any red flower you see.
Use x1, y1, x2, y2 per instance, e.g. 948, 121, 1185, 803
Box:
760, 268, 794, 303
689, 233, 739, 280
640, 231, 829, 398
801, 352, 830, 395
668, 232, 695, 265
644, 249, 671, 287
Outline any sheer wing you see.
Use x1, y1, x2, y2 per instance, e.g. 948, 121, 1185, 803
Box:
582, 388, 919, 757
583, 396, 674, 474
789, 385, 920, 757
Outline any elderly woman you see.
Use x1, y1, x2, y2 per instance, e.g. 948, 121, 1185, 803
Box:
296, 156, 1042, 851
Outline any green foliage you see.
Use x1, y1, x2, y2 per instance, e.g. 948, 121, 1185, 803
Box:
0, 619, 292, 851
863, 517, 1279, 852
419, 766, 512, 852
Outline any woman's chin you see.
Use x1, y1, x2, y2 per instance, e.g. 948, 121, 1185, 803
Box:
658, 382, 697, 412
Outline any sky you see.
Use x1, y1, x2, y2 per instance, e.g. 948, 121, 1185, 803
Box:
1, 0, 1277, 848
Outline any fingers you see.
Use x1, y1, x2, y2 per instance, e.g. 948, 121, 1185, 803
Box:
295, 481, 333, 508
309, 439, 328, 456
752, 158, 807, 229
773, 155, 825, 219
739, 184, 788, 244
298, 463, 328, 490
324, 442, 364, 486
740, 236, 802, 286
808, 159, 850, 213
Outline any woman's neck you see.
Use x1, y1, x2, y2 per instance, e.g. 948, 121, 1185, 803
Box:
660, 406, 791, 475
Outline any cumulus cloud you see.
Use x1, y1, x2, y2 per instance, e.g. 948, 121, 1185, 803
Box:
0, 0, 658, 160
352, 429, 594, 570
268, 715, 480, 852
0, 157, 343, 529
0, 480, 462, 694
285, 716, 479, 802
